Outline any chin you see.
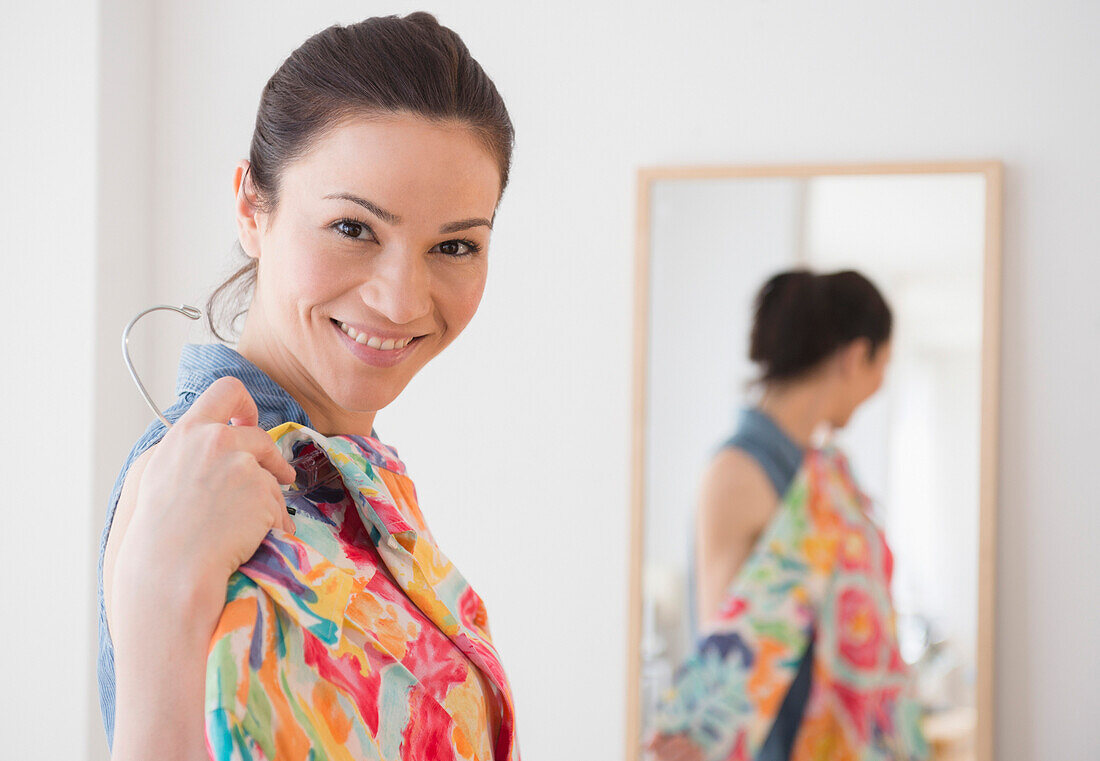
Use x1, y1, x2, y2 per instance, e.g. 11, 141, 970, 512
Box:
832, 412, 854, 429
327, 383, 403, 418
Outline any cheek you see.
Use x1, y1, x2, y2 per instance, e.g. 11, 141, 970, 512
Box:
435, 264, 488, 333
268, 231, 342, 308
871, 364, 887, 394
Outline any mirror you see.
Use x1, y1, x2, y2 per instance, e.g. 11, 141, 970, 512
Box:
626, 163, 1001, 761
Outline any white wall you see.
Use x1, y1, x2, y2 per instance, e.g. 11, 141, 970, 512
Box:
3, 0, 1094, 759
0, 3, 97, 760
88, 0, 157, 758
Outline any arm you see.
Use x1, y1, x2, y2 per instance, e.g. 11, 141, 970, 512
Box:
694, 448, 778, 633
105, 446, 229, 761
652, 451, 810, 761
110, 543, 222, 761
104, 378, 297, 761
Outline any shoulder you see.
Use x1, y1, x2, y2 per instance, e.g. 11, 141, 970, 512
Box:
702, 446, 778, 502
175, 344, 311, 430
697, 446, 779, 536
101, 390, 201, 554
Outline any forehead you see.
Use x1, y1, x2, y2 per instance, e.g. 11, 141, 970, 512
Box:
283, 114, 501, 223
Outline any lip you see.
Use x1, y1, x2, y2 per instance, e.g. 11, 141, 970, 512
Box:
331, 319, 422, 368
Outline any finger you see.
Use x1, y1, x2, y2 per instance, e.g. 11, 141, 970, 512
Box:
223, 425, 297, 484
648, 735, 690, 761
184, 376, 259, 428
264, 474, 295, 534
667, 738, 699, 761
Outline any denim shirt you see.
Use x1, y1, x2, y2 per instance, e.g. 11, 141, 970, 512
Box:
95, 343, 312, 748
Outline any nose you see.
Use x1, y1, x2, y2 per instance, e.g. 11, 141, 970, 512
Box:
357, 244, 432, 326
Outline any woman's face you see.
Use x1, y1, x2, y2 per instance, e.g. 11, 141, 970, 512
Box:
829, 338, 892, 428
235, 114, 501, 426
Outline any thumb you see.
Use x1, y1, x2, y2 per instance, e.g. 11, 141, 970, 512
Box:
183, 376, 259, 427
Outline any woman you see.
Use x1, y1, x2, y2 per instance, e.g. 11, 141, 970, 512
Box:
97, 14, 516, 761
649, 269, 926, 761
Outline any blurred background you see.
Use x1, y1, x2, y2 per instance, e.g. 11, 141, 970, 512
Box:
638, 169, 988, 759
1, 1, 1097, 759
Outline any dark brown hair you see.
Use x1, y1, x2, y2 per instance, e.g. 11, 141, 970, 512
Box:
749, 268, 892, 385
207, 12, 515, 341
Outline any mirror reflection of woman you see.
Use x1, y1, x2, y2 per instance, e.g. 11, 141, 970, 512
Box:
649, 269, 927, 761
97, 14, 518, 761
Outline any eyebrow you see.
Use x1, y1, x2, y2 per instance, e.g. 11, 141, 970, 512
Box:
439, 217, 494, 233
324, 192, 493, 233
323, 193, 400, 225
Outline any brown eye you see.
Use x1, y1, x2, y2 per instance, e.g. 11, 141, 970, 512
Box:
333, 219, 378, 241
336, 220, 365, 239
431, 239, 481, 257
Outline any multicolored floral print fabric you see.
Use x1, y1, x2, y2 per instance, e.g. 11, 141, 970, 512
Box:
205, 423, 517, 761
654, 446, 927, 761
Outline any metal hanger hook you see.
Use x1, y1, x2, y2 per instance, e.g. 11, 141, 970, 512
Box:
122, 304, 203, 428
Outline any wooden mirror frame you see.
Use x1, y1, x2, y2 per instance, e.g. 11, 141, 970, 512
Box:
626, 161, 1003, 761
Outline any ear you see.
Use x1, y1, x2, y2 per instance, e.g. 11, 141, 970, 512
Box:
839, 338, 871, 377
233, 159, 263, 260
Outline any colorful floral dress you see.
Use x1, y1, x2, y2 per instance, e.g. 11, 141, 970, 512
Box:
205, 423, 517, 761
654, 446, 926, 761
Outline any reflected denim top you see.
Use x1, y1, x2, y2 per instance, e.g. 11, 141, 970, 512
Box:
722, 407, 804, 498
95, 343, 313, 748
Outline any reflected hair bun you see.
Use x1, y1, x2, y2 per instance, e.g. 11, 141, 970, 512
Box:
749, 268, 892, 383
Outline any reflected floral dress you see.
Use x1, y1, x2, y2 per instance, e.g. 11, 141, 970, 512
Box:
205, 423, 517, 761
654, 446, 926, 761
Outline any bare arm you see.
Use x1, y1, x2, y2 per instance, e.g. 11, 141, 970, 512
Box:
111, 545, 218, 761
105, 445, 222, 761
103, 446, 155, 645
694, 448, 779, 632
649, 455, 778, 761
650, 451, 806, 760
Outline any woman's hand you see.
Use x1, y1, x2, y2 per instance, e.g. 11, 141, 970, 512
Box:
116, 375, 297, 608
645, 731, 705, 761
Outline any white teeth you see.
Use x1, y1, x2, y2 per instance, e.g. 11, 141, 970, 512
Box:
337, 321, 415, 351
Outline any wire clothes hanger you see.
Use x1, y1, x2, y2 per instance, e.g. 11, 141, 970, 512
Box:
121, 303, 342, 511
122, 304, 202, 428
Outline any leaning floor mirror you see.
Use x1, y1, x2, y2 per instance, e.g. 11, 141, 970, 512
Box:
627, 162, 1002, 761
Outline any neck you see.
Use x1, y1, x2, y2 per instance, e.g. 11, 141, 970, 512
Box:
757, 377, 835, 449
236, 308, 376, 437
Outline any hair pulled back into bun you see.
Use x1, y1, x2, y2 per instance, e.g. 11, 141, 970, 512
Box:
206, 12, 514, 342
749, 268, 892, 384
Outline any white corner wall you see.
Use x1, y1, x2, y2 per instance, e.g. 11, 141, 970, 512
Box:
3, 1, 1095, 759
0, 3, 98, 760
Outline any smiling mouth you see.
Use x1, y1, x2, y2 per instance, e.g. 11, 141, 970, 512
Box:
331, 318, 421, 351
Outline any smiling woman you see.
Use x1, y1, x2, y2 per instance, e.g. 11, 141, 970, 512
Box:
97, 13, 517, 761
229, 115, 501, 433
